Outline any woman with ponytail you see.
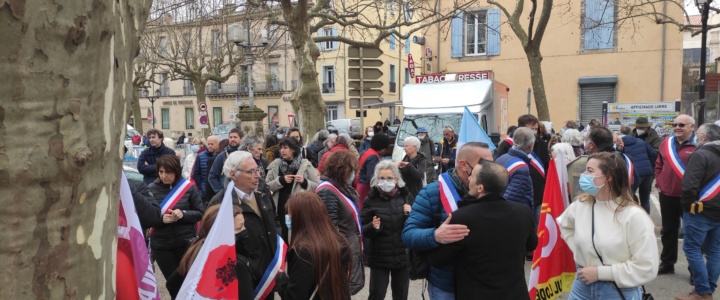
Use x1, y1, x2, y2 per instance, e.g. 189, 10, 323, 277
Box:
166, 204, 254, 300
276, 191, 351, 300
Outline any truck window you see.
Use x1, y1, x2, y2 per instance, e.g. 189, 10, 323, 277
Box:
396, 114, 463, 146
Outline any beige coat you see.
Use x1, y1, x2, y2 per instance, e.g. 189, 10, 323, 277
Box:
265, 158, 320, 205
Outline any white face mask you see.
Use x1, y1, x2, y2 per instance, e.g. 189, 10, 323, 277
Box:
636, 129, 646, 135
368, 131, 375, 137
347, 172, 355, 185
378, 180, 396, 192
417, 134, 426, 139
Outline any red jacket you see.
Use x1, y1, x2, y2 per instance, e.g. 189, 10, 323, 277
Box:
654, 136, 697, 197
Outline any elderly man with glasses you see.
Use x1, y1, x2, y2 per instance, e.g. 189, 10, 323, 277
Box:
209, 151, 279, 298
655, 114, 698, 276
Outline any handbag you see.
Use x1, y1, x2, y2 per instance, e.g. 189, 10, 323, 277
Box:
406, 199, 444, 280
591, 200, 653, 300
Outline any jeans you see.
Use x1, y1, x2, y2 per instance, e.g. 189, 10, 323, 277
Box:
659, 193, 683, 264
568, 274, 642, 299
632, 175, 653, 213
368, 266, 409, 300
683, 212, 720, 295
428, 282, 454, 300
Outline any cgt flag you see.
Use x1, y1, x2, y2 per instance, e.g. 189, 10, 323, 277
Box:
117, 172, 160, 300
457, 106, 496, 154
527, 157, 575, 300
177, 185, 239, 299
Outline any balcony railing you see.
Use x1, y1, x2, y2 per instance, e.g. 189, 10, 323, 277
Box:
389, 82, 396, 93
322, 82, 335, 94
183, 86, 195, 96
206, 81, 285, 95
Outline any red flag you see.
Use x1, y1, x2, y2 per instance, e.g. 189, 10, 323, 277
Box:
117, 172, 160, 300
177, 185, 238, 299
527, 158, 576, 300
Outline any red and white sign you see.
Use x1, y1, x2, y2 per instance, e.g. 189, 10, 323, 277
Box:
407, 54, 415, 78
414, 71, 492, 84
288, 113, 295, 126
425, 47, 432, 57
198, 101, 207, 112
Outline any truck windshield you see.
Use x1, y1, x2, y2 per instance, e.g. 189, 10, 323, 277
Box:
396, 114, 463, 146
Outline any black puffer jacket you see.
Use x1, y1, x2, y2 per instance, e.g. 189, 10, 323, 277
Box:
148, 181, 205, 250
682, 142, 720, 221
360, 187, 413, 269
400, 153, 427, 198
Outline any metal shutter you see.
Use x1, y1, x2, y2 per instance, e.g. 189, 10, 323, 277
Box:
580, 84, 616, 125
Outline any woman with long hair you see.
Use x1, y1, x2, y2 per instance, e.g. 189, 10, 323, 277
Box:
315, 151, 365, 295
558, 152, 658, 299
147, 155, 205, 281
264, 135, 280, 162
166, 204, 254, 299
276, 191, 352, 300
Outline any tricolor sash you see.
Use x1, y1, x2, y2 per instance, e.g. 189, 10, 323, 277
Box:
316, 181, 363, 238
253, 234, 288, 300
529, 152, 546, 178
504, 137, 514, 147
504, 157, 528, 176
700, 172, 720, 202
438, 172, 462, 214
159, 178, 193, 216
663, 137, 687, 178
622, 153, 635, 186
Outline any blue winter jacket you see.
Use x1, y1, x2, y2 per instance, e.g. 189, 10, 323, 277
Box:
192, 150, 213, 197
359, 138, 372, 156
495, 148, 534, 211
208, 145, 239, 193
620, 135, 657, 178
402, 169, 463, 293
137, 144, 176, 185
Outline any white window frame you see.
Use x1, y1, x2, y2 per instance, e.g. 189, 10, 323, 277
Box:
322, 65, 335, 94
464, 10, 488, 56
326, 104, 339, 121
323, 27, 335, 51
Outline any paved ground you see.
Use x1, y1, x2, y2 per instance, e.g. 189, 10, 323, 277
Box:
156, 188, 704, 299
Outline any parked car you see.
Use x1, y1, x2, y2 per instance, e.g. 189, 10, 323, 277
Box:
124, 124, 141, 148
326, 118, 361, 136
211, 122, 240, 141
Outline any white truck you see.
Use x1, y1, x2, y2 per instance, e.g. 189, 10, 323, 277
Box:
392, 71, 509, 161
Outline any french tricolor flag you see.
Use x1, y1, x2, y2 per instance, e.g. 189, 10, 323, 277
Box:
177, 185, 238, 299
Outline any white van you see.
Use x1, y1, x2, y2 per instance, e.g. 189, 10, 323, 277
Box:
392, 76, 509, 161
326, 118, 362, 137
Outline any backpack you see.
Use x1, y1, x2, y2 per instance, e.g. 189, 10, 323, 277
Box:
406, 200, 444, 280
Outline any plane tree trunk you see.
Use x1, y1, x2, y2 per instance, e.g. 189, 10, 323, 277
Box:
0, 0, 150, 297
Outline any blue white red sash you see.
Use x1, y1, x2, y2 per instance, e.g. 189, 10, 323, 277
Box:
316, 181, 363, 237
623, 153, 635, 186
700, 172, 720, 202
504, 157, 528, 176
253, 234, 287, 300
438, 172, 462, 214
529, 151, 545, 178
504, 137, 514, 147
158, 178, 193, 215
664, 137, 687, 178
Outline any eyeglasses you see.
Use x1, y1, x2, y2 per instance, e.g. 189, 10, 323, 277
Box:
236, 169, 260, 176
672, 123, 691, 128
378, 176, 396, 181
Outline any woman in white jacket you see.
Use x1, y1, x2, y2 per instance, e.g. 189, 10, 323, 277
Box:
558, 152, 658, 299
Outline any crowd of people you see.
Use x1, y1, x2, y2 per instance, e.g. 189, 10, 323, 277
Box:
123, 114, 720, 300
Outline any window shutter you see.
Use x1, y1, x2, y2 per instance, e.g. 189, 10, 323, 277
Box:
451, 13, 464, 58
406, 38, 410, 54
331, 27, 338, 49
317, 29, 324, 51
598, 0, 614, 49
584, 0, 614, 50
390, 33, 396, 50
487, 9, 501, 56
322, 66, 327, 84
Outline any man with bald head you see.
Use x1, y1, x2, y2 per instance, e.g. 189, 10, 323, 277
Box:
429, 159, 537, 299
655, 114, 698, 275
403, 142, 492, 299
193, 135, 220, 204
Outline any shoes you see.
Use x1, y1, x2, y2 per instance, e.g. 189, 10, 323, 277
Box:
675, 291, 713, 300
658, 262, 675, 275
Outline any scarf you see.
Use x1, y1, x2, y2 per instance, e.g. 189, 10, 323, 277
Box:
320, 175, 359, 202
378, 186, 399, 198
280, 155, 303, 175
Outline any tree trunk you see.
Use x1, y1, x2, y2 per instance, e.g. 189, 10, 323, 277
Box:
193, 80, 212, 136
131, 91, 144, 134
0, 0, 150, 297
526, 49, 550, 121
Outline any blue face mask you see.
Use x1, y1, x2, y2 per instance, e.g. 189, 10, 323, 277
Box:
189, 145, 200, 153
277, 134, 284, 139
285, 214, 292, 230
579, 173, 605, 196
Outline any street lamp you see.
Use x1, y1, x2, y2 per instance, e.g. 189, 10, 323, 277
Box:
696, 0, 713, 124
228, 19, 269, 110
143, 87, 160, 129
